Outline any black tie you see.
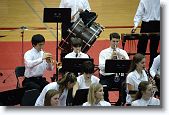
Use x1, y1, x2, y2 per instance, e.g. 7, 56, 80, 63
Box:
76, 53, 78, 57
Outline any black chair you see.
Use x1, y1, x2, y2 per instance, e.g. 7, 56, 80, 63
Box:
20, 89, 40, 106
15, 66, 25, 88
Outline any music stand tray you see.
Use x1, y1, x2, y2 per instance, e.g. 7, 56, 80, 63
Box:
43, 8, 71, 23
62, 58, 94, 73
105, 60, 131, 73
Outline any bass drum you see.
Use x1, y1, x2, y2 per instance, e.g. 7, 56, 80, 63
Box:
69, 18, 104, 53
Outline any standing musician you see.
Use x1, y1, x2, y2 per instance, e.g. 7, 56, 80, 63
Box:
131, 0, 160, 69
23, 34, 54, 92
59, 0, 91, 61
99, 32, 129, 105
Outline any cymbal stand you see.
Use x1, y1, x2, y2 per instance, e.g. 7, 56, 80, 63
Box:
20, 26, 27, 65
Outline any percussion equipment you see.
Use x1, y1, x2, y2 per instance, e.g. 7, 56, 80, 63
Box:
59, 18, 104, 53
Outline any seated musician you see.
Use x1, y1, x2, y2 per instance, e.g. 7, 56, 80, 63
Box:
65, 37, 90, 58
131, 81, 160, 106
99, 32, 129, 105
72, 61, 100, 97
23, 34, 54, 92
126, 53, 149, 105
59, 0, 91, 61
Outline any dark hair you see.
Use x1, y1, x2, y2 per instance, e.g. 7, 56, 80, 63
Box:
57, 72, 77, 93
134, 81, 149, 100
82, 61, 94, 74
71, 37, 83, 47
44, 89, 60, 106
110, 32, 120, 40
128, 53, 145, 73
31, 34, 45, 46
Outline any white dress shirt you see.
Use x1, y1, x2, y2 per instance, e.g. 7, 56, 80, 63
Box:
99, 47, 129, 76
134, 0, 160, 28
77, 74, 100, 89
35, 82, 68, 106
65, 51, 89, 58
131, 97, 160, 106
82, 100, 111, 106
150, 55, 160, 78
24, 47, 54, 78
126, 70, 148, 104
59, 0, 91, 22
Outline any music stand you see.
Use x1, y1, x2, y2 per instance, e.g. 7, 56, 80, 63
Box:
0, 88, 25, 106
43, 8, 71, 81
62, 58, 94, 74
72, 86, 109, 106
105, 60, 131, 73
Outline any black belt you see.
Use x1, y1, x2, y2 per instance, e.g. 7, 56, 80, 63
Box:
25, 76, 43, 80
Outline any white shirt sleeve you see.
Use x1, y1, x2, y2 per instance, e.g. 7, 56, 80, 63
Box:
24, 51, 43, 68
134, 0, 144, 28
150, 55, 160, 78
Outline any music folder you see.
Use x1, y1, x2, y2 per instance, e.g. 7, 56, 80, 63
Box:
105, 59, 131, 73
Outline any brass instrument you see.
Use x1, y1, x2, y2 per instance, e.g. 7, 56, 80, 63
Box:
111, 44, 118, 60
111, 44, 120, 82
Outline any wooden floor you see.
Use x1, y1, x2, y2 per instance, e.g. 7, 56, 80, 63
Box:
0, 0, 139, 41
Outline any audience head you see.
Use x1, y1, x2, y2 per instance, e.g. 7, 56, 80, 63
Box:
134, 81, 153, 100
109, 33, 120, 49
44, 89, 60, 106
31, 34, 45, 51
57, 72, 77, 91
87, 83, 104, 105
129, 53, 146, 72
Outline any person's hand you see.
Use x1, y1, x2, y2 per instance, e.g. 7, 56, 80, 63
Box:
131, 27, 137, 33
78, 8, 83, 12
71, 16, 75, 20
43, 52, 52, 60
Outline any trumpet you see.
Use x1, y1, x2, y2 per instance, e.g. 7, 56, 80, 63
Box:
111, 44, 118, 60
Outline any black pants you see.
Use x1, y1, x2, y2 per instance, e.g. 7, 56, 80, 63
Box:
22, 76, 49, 92
137, 21, 160, 69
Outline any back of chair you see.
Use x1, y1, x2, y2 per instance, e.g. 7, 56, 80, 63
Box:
20, 89, 40, 106
15, 66, 25, 88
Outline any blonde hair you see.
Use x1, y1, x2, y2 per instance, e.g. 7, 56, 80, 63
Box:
87, 83, 103, 105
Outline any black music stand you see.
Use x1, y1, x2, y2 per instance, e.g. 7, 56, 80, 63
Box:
72, 86, 109, 106
105, 59, 131, 73
0, 88, 25, 106
62, 58, 94, 74
43, 8, 71, 81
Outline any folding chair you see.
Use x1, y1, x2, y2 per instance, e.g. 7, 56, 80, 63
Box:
15, 66, 25, 88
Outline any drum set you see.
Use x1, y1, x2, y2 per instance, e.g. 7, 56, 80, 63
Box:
59, 15, 104, 53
